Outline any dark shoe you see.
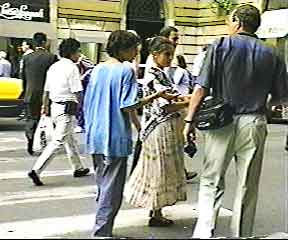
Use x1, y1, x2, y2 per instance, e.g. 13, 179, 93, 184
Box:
17, 113, 26, 121
28, 170, 43, 186
73, 168, 90, 177
27, 139, 34, 156
186, 171, 198, 181
285, 145, 288, 151
148, 217, 174, 227
90, 232, 113, 239
91, 236, 113, 239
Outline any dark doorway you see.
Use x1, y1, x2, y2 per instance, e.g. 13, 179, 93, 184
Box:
126, 0, 165, 64
5, 38, 29, 78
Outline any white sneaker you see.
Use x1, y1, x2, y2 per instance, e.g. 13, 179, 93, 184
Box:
74, 126, 84, 133
192, 225, 214, 239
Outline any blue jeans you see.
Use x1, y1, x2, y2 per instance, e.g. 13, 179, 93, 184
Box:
92, 154, 127, 237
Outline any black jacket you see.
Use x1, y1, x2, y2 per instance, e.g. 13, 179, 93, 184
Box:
22, 49, 58, 103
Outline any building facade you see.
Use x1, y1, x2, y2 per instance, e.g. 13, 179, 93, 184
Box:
0, 0, 57, 77
0, 0, 287, 72
55, 0, 287, 69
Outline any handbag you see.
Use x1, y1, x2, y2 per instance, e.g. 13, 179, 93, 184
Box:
184, 135, 197, 158
194, 37, 234, 131
32, 115, 54, 152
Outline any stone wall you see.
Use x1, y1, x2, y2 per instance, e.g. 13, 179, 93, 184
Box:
57, 0, 122, 62
173, 0, 259, 69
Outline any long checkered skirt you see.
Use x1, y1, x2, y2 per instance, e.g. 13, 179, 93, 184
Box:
125, 117, 187, 209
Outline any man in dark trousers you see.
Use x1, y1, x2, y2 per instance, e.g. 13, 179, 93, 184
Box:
184, 4, 288, 238
22, 32, 58, 155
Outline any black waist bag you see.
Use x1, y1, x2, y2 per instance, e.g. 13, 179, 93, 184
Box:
64, 101, 78, 115
194, 96, 234, 131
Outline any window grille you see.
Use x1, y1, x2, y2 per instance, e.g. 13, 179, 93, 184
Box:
127, 0, 164, 22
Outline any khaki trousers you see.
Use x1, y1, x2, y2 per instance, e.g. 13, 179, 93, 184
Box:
33, 102, 84, 174
192, 114, 267, 238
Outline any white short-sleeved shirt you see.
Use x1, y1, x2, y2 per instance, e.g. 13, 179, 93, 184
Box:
44, 58, 83, 102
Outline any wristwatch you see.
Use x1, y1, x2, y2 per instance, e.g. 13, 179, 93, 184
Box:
184, 119, 193, 123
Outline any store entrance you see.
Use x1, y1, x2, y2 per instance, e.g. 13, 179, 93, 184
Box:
126, 0, 165, 64
0, 37, 29, 78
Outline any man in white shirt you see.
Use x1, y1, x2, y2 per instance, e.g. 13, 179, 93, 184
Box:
28, 38, 90, 186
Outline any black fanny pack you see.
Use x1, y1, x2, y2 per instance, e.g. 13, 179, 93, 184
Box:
65, 101, 78, 115
194, 96, 234, 131
56, 101, 78, 115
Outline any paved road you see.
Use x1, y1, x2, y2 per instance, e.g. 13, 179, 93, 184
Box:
0, 118, 287, 239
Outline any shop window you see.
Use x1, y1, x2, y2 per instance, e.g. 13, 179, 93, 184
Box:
0, 37, 29, 78
57, 40, 101, 64
80, 42, 101, 64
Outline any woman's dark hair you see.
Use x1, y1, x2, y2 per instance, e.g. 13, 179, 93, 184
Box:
33, 32, 47, 47
106, 30, 141, 58
159, 26, 178, 38
177, 55, 187, 69
148, 36, 175, 54
232, 4, 261, 33
59, 38, 81, 58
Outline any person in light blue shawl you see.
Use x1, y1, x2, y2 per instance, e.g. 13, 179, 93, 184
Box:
84, 30, 175, 238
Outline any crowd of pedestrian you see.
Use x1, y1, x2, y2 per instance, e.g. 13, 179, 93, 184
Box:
3, 3, 287, 239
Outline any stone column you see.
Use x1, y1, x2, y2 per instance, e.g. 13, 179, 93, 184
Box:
120, 0, 128, 30
257, 0, 268, 13
49, 0, 58, 54
164, 0, 175, 26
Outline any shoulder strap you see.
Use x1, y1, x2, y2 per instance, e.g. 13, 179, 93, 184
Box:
212, 37, 225, 99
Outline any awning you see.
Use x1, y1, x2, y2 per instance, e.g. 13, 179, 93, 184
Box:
257, 9, 288, 39
0, 19, 56, 39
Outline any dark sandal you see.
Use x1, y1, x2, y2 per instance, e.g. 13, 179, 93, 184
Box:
148, 216, 174, 227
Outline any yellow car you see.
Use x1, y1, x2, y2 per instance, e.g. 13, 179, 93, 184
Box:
0, 77, 23, 117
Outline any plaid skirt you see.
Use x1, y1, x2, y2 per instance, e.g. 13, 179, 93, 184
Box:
125, 117, 187, 209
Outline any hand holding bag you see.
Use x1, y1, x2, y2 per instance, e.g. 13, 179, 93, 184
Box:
33, 115, 54, 152
184, 135, 197, 158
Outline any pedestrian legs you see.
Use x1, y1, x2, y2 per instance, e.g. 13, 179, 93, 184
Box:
32, 113, 84, 175
192, 123, 235, 238
92, 154, 127, 237
64, 132, 83, 171
24, 102, 41, 154
230, 115, 267, 237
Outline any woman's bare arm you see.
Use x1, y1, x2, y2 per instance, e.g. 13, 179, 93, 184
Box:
162, 101, 190, 114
